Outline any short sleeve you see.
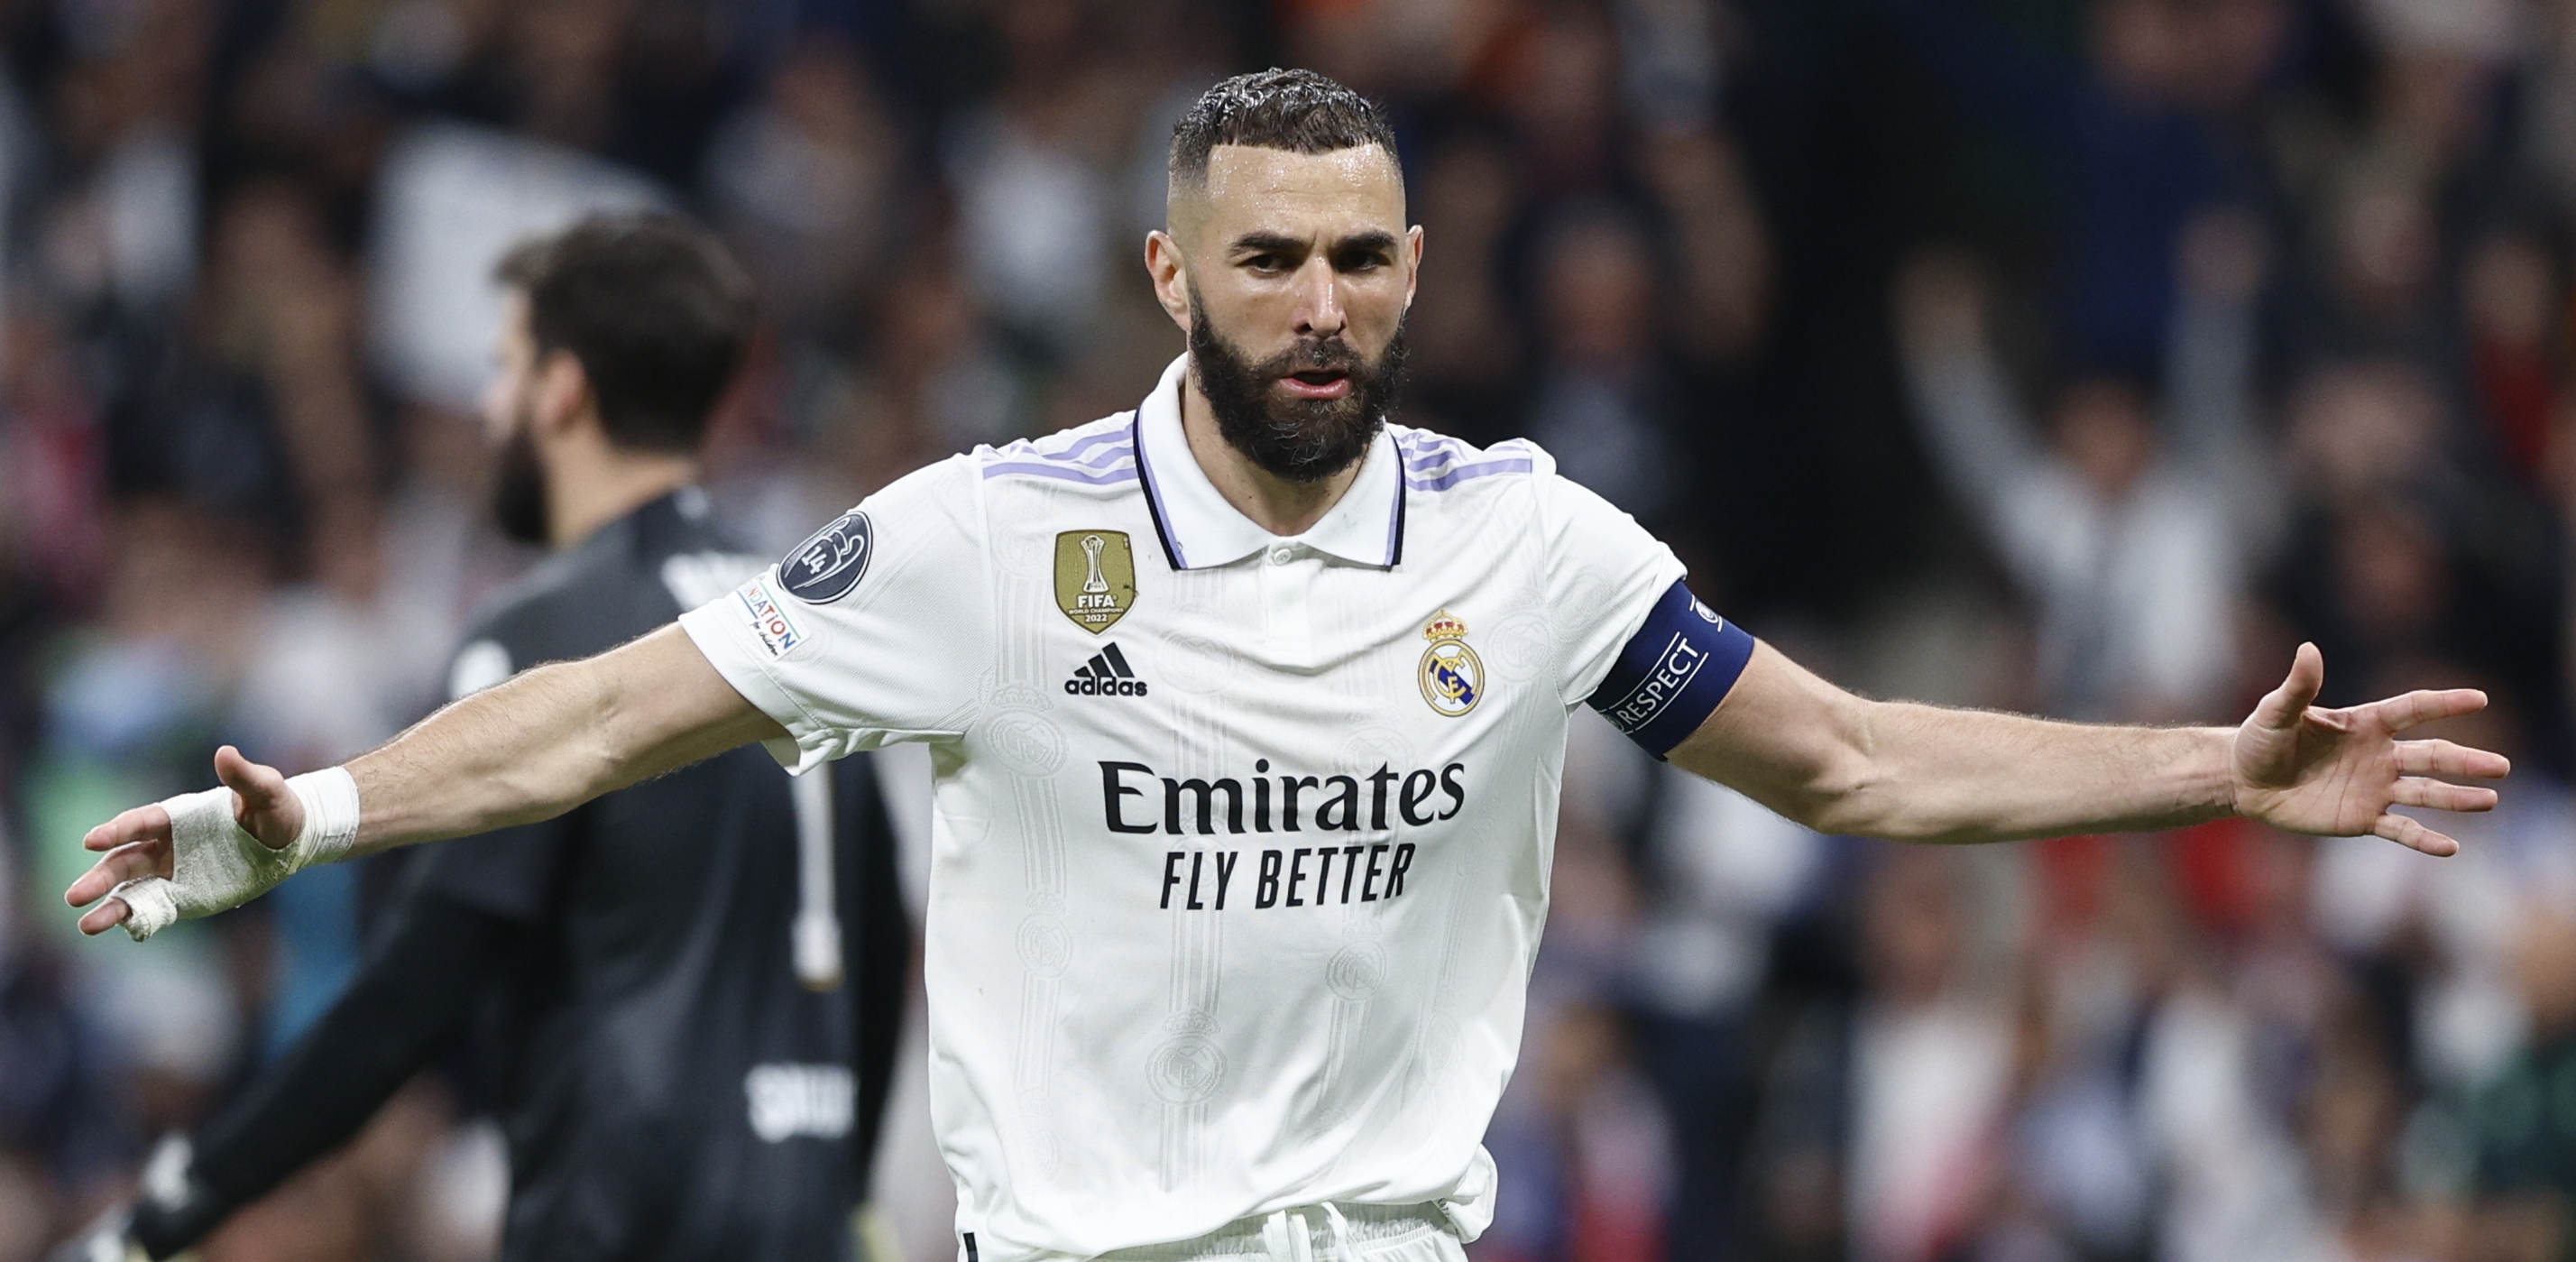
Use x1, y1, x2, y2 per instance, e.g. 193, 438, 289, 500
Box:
1537, 464, 1691, 706
678, 456, 991, 774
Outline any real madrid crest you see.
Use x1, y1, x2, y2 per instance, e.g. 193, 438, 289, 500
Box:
1054, 530, 1137, 633
1418, 610, 1484, 717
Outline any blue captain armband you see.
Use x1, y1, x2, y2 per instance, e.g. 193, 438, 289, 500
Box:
1586, 579, 1757, 760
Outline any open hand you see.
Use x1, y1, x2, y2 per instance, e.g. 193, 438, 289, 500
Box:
2232, 644, 2510, 854
64, 745, 302, 935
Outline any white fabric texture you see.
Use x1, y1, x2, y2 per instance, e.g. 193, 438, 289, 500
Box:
679, 355, 1681, 1261
1087, 1202, 1462, 1262
113, 767, 362, 941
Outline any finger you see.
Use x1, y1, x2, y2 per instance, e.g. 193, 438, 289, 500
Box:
215, 744, 290, 815
2396, 739, 2513, 780
2372, 812, 2460, 857
78, 897, 132, 936
214, 745, 299, 848
2389, 777, 2498, 814
64, 843, 167, 906
2252, 643, 2325, 732
81, 803, 171, 852
2366, 688, 2489, 733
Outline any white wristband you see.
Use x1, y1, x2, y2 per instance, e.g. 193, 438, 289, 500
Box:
288, 767, 362, 868
111, 766, 362, 943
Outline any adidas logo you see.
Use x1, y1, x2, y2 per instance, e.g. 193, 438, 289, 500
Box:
1064, 643, 1150, 696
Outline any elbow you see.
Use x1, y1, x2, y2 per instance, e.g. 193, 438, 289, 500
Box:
1799, 793, 1919, 843
1781, 742, 1897, 840
1806, 789, 1997, 847
498, 659, 627, 821
1801, 789, 1979, 844
1780, 700, 1967, 844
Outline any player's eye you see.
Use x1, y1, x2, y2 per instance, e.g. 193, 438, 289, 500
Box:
1245, 254, 1286, 274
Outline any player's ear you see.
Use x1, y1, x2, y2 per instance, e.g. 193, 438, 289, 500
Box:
1145, 230, 1192, 334
1404, 224, 1423, 309
532, 349, 592, 438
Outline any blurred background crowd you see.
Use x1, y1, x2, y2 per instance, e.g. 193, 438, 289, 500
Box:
2, 0, 2575, 1258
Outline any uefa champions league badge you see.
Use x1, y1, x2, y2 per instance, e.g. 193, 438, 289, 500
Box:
779, 510, 873, 603
1417, 610, 1484, 717
1054, 530, 1136, 633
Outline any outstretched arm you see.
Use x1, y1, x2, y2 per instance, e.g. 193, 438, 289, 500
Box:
346, 622, 781, 847
1672, 641, 2508, 853
68, 623, 781, 935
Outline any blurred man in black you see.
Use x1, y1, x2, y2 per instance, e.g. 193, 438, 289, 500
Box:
61, 216, 910, 1262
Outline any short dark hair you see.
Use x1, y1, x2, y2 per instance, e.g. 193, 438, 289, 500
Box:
496, 215, 756, 454
1167, 69, 1401, 191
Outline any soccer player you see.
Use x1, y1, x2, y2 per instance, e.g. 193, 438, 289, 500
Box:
68, 71, 2505, 1262
58, 217, 910, 1262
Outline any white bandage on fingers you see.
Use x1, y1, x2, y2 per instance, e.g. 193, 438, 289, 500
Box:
114, 768, 363, 943
111, 786, 296, 943
107, 876, 180, 941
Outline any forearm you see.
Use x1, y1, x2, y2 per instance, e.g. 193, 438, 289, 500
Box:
1674, 642, 2239, 844
347, 624, 779, 855
1814, 703, 2236, 843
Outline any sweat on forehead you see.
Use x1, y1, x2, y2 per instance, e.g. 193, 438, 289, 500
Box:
1166, 67, 1403, 194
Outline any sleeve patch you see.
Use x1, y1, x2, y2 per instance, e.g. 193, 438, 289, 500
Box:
1586, 579, 1754, 760
736, 577, 808, 658
778, 510, 874, 603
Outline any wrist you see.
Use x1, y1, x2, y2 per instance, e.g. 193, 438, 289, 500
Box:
286, 767, 361, 867
2195, 725, 2245, 820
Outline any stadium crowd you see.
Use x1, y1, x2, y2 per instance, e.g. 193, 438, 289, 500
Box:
2, 0, 2575, 1259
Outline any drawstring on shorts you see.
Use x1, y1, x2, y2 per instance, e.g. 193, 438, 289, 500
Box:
1260, 1204, 1357, 1262
1320, 1203, 1355, 1262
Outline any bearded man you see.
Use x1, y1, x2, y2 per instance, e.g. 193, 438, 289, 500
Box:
69, 69, 2504, 1262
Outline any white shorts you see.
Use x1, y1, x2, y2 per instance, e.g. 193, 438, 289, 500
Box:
1093, 1204, 1465, 1262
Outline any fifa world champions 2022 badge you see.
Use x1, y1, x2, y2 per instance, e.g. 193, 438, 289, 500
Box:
1055, 530, 1137, 633
1418, 610, 1483, 717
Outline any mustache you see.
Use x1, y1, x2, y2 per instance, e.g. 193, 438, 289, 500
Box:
1184, 282, 1406, 484
1252, 337, 1366, 378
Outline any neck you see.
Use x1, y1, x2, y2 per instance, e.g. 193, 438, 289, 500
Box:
1177, 372, 1366, 537
547, 438, 701, 549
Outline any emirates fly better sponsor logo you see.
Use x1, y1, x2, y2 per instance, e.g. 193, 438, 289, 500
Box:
1097, 759, 1468, 912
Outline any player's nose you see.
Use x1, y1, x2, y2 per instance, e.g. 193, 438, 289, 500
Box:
1292, 255, 1347, 338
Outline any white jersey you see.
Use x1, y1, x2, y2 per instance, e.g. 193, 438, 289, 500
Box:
679, 355, 1690, 1261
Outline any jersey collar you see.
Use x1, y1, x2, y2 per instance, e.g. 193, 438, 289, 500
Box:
1131, 354, 1407, 571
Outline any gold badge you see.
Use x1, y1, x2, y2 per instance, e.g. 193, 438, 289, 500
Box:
1417, 610, 1484, 717
1054, 530, 1137, 633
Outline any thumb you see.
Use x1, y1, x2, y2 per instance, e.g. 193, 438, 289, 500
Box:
2251, 643, 2324, 732
213, 745, 300, 850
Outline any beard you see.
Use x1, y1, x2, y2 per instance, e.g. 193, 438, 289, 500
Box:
490, 415, 550, 546
1188, 293, 1408, 484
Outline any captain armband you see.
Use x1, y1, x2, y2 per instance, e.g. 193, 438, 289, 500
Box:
1585, 579, 1756, 760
